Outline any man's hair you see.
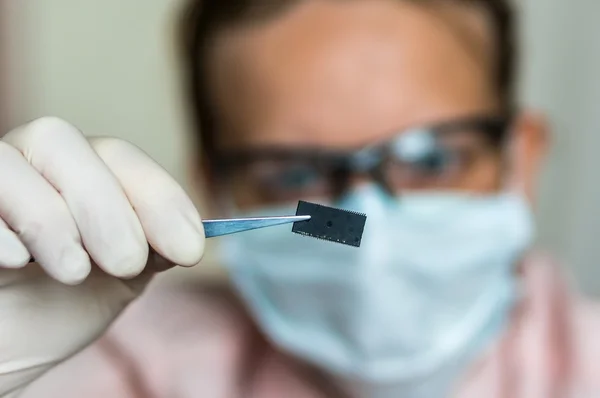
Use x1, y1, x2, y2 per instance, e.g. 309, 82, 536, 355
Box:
177, 0, 518, 163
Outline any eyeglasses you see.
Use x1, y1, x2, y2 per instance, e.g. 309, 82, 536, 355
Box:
215, 115, 512, 205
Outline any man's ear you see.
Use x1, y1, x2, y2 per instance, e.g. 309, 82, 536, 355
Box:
507, 110, 549, 203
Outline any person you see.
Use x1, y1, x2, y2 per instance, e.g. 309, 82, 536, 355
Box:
1, 0, 599, 397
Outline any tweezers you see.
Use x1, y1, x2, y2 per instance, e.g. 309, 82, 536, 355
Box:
203, 215, 311, 238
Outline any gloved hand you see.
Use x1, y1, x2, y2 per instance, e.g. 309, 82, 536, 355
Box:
0, 117, 205, 397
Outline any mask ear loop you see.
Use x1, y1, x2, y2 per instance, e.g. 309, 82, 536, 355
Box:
496, 115, 536, 288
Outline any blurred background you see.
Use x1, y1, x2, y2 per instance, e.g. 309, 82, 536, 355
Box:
2, 0, 600, 294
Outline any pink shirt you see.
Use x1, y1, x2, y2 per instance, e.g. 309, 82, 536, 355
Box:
24, 252, 600, 397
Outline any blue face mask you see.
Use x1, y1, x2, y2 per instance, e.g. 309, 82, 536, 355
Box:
219, 187, 534, 396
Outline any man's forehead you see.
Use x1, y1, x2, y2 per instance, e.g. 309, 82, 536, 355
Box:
210, 0, 496, 80
207, 0, 498, 148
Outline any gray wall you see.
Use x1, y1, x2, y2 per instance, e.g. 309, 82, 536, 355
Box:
521, 0, 600, 295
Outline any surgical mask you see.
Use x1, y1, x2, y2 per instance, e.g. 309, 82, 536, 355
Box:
219, 187, 534, 396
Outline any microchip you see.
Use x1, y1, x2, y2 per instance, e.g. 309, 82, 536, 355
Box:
292, 201, 367, 247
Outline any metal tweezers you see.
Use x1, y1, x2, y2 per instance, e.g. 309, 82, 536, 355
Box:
203, 215, 311, 238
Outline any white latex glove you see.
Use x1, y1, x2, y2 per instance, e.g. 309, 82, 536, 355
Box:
0, 117, 205, 397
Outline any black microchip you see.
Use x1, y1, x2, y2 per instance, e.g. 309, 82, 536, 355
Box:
292, 201, 367, 247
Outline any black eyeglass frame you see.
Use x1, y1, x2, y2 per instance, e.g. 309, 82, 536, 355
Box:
213, 114, 514, 199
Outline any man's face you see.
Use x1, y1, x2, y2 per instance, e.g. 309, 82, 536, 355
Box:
204, 0, 545, 210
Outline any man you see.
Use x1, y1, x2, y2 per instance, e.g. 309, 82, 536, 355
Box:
1, 0, 599, 397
